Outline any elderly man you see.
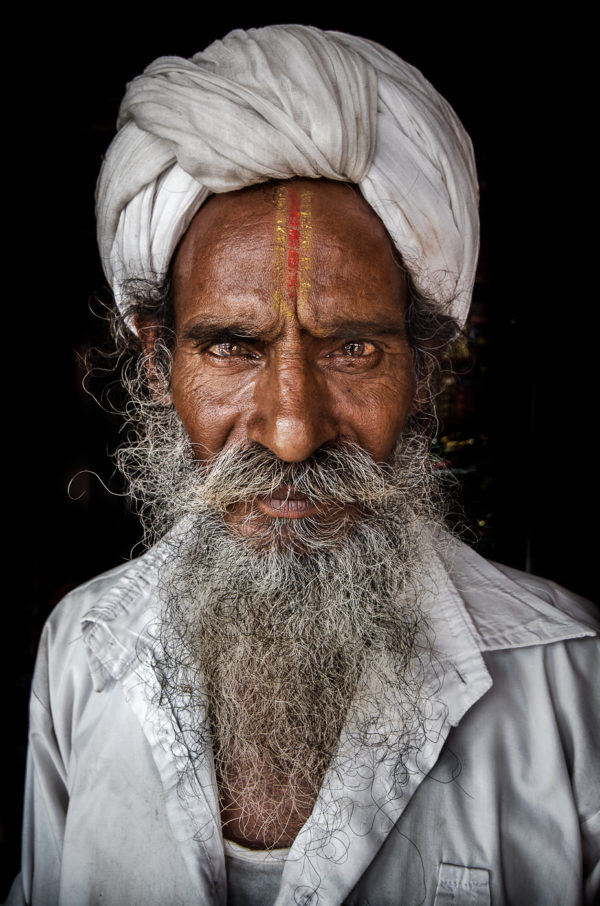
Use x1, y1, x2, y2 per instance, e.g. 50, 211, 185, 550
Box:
7, 24, 598, 906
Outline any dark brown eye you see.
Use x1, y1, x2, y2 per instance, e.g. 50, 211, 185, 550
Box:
209, 342, 242, 357
343, 342, 367, 356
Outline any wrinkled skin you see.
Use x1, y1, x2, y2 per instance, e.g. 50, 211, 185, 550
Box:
155, 179, 416, 536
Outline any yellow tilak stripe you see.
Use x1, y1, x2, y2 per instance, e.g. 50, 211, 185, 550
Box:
297, 189, 312, 312
273, 187, 291, 318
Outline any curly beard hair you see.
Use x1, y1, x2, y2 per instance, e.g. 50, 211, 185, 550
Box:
118, 395, 449, 848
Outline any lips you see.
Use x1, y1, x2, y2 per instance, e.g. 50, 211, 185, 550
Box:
256, 487, 320, 519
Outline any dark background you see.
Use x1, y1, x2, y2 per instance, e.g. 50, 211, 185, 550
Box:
2, 7, 595, 897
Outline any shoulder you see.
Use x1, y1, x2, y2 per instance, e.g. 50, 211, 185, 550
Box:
32, 546, 164, 706
41, 559, 144, 642
39, 551, 158, 653
443, 538, 599, 761
442, 534, 599, 650
440, 542, 599, 774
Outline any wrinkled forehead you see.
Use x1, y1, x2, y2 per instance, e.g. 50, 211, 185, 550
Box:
172, 178, 401, 294
169, 178, 408, 336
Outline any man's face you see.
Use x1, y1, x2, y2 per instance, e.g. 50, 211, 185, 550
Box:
170, 179, 415, 536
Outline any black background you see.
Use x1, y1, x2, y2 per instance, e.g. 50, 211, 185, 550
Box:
2, 6, 595, 896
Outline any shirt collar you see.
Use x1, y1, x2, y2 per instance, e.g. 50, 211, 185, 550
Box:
81, 527, 596, 681
442, 535, 598, 651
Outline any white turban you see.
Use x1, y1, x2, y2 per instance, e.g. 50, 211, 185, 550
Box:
96, 25, 479, 325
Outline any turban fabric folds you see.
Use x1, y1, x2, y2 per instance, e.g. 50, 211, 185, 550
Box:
96, 25, 479, 325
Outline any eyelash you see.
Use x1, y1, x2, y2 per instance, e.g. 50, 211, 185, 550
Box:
337, 341, 373, 357
207, 341, 253, 358
203, 339, 378, 361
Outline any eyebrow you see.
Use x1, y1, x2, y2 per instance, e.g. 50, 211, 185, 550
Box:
182, 321, 271, 343
181, 316, 406, 344
314, 318, 406, 339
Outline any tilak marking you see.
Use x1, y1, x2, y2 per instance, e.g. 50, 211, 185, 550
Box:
274, 186, 312, 318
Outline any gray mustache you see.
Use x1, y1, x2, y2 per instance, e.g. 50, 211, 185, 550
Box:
194, 441, 401, 511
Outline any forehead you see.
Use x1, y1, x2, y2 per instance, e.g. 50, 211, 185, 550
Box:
172, 179, 406, 329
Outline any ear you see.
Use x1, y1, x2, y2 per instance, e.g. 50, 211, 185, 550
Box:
133, 315, 173, 404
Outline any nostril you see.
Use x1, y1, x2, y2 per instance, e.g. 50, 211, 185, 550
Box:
247, 358, 338, 462
248, 408, 337, 463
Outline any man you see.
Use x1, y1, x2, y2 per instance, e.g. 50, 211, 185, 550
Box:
7, 24, 598, 906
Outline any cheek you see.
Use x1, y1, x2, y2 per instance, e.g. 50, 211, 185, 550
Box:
332, 367, 416, 461
170, 357, 250, 459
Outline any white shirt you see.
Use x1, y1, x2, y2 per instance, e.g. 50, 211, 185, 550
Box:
6, 535, 599, 906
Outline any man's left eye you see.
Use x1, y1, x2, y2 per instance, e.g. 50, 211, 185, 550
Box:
340, 341, 374, 357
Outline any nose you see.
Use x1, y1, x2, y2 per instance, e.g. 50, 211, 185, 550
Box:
247, 354, 337, 462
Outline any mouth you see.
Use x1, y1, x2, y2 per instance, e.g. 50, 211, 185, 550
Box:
255, 487, 320, 519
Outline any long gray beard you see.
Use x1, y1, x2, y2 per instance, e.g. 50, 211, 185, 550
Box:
125, 410, 447, 847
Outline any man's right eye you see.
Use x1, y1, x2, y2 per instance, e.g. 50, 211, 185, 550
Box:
205, 340, 260, 360
208, 341, 243, 357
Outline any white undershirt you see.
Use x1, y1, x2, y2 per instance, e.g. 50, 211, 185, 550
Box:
224, 838, 290, 906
